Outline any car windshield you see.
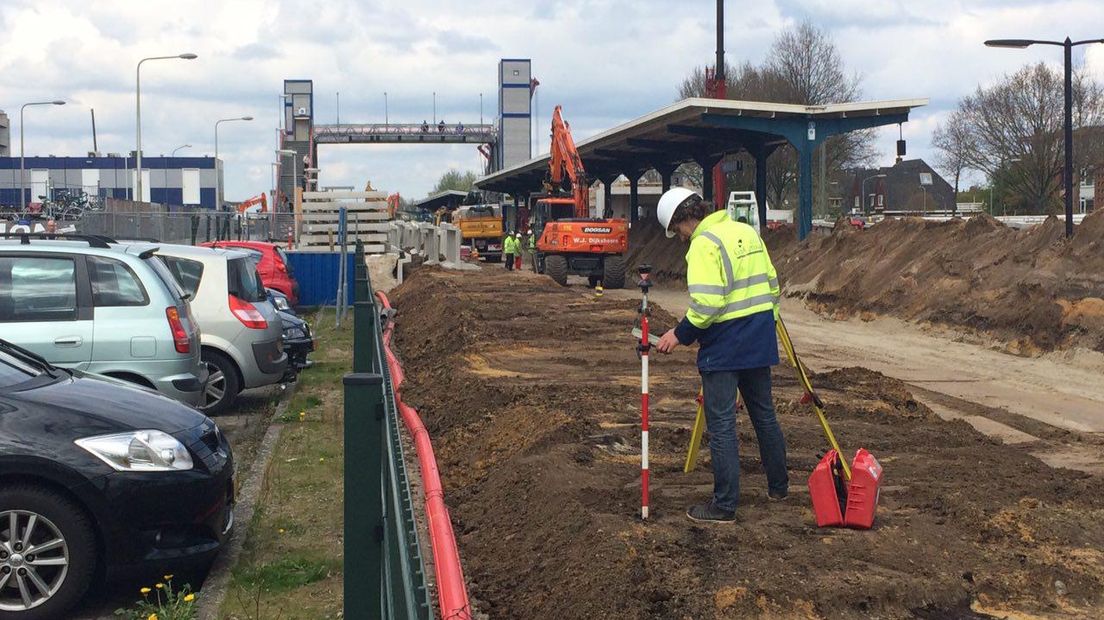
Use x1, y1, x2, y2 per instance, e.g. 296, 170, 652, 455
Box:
0, 351, 40, 387
145, 253, 188, 303
159, 256, 205, 299
227, 257, 266, 302
0, 341, 48, 387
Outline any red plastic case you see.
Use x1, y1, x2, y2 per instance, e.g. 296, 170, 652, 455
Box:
807, 448, 882, 530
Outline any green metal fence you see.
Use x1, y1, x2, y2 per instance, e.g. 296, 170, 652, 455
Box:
344, 241, 433, 619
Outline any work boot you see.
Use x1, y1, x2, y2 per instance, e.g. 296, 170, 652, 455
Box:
686, 502, 736, 523
768, 489, 789, 502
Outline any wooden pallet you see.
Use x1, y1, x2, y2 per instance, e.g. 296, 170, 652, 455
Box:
296, 190, 392, 253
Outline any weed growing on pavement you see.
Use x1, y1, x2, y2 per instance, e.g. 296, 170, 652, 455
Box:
113, 575, 197, 620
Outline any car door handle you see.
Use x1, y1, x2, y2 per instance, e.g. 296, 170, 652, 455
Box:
54, 336, 83, 347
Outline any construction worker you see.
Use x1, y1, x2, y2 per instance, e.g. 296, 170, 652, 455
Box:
503, 232, 516, 271
527, 228, 537, 271
654, 187, 788, 523
513, 232, 523, 270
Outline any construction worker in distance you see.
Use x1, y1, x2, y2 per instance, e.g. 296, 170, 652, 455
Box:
502, 231, 516, 271
514, 232, 523, 270
653, 187, 789, 523
526, 228, 537, 271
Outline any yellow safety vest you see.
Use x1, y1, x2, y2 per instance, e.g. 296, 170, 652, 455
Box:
685, 210, 780, 329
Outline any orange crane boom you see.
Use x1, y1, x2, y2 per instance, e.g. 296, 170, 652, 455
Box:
548, 105, 590, 218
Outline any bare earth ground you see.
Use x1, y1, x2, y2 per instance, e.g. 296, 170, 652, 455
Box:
391, 267, 1104, 620
605, 286, 1104, 476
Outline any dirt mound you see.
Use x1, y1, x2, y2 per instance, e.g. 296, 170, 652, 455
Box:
393, 268, 1104, 619
771, 212, 1104, 353
623, 219, 689, 283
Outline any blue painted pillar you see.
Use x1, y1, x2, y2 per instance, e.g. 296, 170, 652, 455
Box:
798, 146, 814, 240
754, 147, 769, 234
628, 174, 639, 224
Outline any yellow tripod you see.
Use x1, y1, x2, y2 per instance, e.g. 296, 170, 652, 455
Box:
682, 316, 852, 480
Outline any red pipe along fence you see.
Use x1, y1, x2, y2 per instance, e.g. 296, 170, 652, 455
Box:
376, 291, 472, 620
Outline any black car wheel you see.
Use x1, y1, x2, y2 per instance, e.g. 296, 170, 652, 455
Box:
0, 486, 96, 620
200, 350, 240, 415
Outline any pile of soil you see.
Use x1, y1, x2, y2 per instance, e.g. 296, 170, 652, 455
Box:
626, 212, 1104, 353
392, 267, 1104, 619
772, 212, 1104, 353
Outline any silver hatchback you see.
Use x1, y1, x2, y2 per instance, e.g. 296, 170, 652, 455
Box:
0, 236, 206, 406
153, 244, 288, 414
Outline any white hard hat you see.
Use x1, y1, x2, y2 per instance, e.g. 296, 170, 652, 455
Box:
515, 232, 521, 238
656, 187, 701, 238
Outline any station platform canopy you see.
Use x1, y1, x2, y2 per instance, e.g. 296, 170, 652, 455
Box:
414, 189, 469, 212
475, 97, 927, 238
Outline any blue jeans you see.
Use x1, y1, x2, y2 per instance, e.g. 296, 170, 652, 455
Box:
701, 367, 788, 511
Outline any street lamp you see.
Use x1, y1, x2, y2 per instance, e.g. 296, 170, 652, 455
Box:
171, 144, 191, 157
276, 148, 298, 209
985, 36, 1104, 236
136, 53, 197, 203
861, 173, 886, 215
19, 100, 66, 207
213, 116, 253, 210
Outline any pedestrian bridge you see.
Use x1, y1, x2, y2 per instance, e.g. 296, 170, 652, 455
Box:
314, 123, 496, 144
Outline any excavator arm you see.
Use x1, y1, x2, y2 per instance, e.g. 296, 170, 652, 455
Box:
548, 105, 590, 219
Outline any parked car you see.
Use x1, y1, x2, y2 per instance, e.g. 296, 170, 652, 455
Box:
267, 287, 294, 315
0, 338, 233, 619
279, 309, 314, 371
200, 241, 298, 305
153, 245, 289, 414
0, 235, 206, 407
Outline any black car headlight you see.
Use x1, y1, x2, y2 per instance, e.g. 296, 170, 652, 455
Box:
75, 430, 194, 471
284, 326, 306, 340
272, 296, 291, 312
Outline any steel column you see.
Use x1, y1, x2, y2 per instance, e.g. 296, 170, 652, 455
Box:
798, 146, 814, 240
754, 147, 769, 233
343, 371, 386, 619
629, 174, 639, 223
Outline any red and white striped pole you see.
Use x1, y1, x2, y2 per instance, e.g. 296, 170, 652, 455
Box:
637, 265, 654, 520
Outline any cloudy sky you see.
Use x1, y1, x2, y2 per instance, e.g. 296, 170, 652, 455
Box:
2, 0, 1104, 201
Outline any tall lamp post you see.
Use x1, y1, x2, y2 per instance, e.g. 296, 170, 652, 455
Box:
861, 173, 886, 215
985, 37, 1104, 237
136, 53, 197, 203
214, 116, 253, 210
19, 100, 66, 207
171, 144, 191, 157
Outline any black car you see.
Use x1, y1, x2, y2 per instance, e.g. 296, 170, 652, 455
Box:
279, 310, 314, 372
0, 340, 233, 619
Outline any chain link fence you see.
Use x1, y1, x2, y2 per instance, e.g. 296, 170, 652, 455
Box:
75, 209, 299, 245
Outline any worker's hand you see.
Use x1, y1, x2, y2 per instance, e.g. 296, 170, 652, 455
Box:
655, 328, 680, 354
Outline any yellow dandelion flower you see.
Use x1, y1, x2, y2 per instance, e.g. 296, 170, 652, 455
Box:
163, 574, 173, 580
148, 614, 159, 620
140, 587, 151, 595
155, 583, 164, 589
279, 528, 286, 534
184, 593, 196, 602
319, 457, 325, 462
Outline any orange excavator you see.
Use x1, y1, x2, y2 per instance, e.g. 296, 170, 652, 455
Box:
237, 193, 268, 214
532, 105, 628, 288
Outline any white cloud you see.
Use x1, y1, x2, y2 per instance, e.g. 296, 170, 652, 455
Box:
2, 0, 1102, 201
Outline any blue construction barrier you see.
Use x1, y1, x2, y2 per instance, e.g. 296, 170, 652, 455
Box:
285, 251, 356, 307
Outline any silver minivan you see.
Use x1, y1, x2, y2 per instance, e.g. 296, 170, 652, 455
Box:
0, 236, 206, 405
153, 244, 288, 414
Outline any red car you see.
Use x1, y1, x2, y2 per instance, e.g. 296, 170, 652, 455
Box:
201, 241, 299, 305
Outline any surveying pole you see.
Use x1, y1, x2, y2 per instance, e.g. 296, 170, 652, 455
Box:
636, 264, 654, 520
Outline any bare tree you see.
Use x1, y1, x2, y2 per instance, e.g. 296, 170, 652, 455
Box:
931, 110, 973, 198
675, 20, 875, 210
954, 62, 1104, 214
